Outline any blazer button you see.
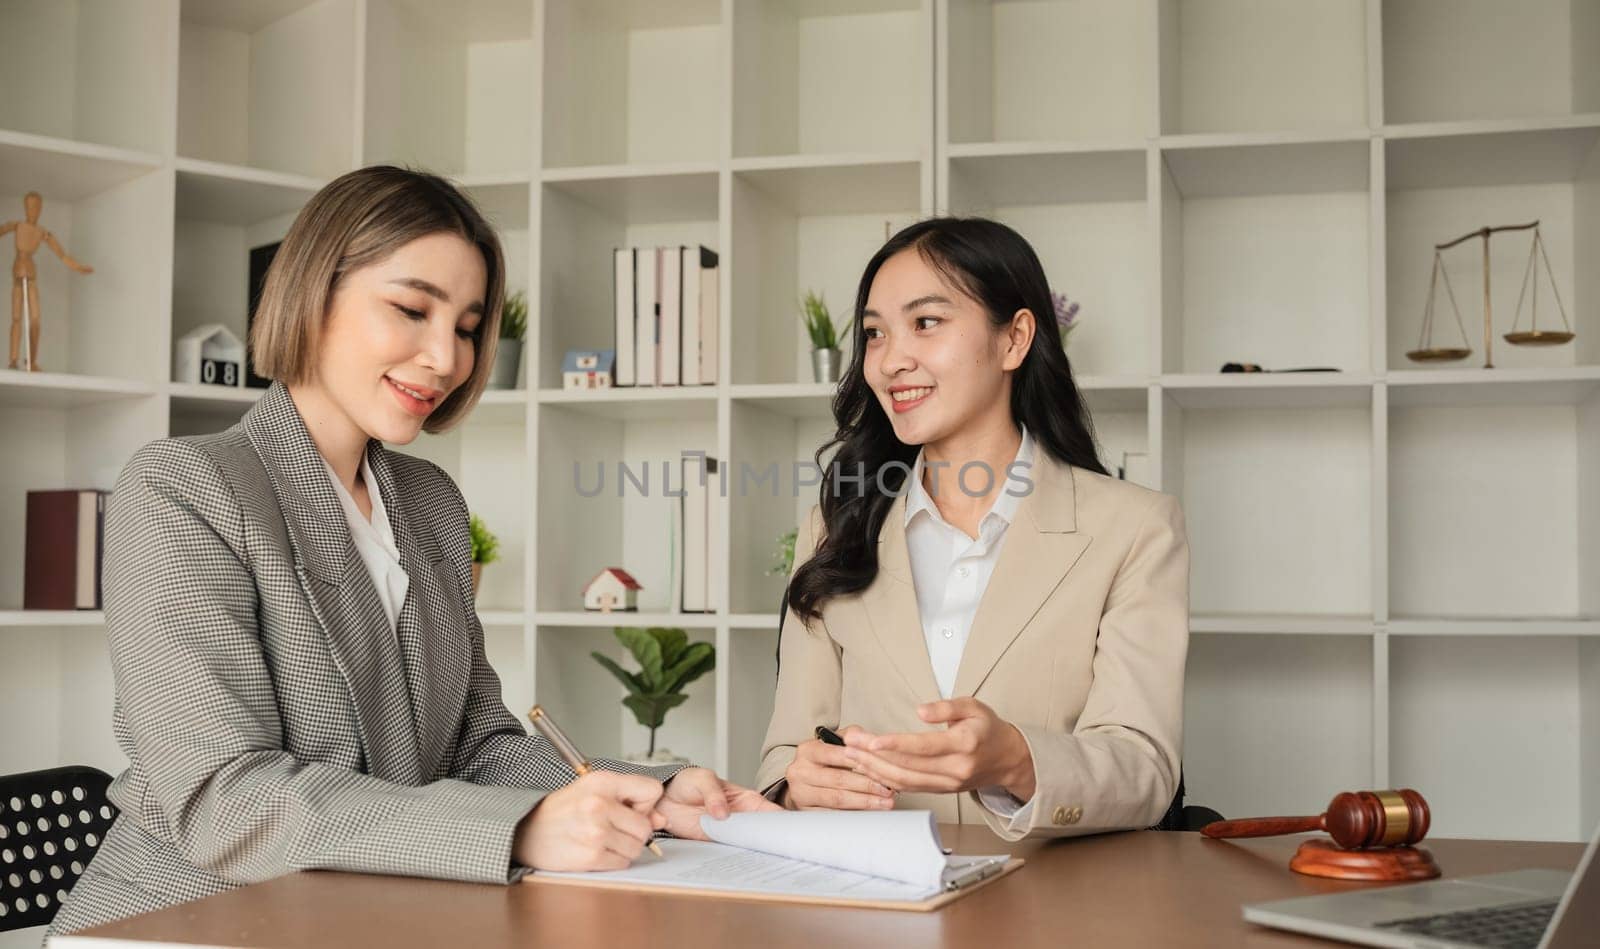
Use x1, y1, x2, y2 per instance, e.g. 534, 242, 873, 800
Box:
1052, 805, 1070, 826
1068, 806, 1083, 825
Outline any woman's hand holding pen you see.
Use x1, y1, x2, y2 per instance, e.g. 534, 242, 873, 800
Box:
512, 770, 667, 871
782, 727, 898, 810
841, 698, 1037, 801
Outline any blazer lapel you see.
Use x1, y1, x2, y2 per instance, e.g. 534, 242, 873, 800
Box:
951, 456, 1092, 699
863, 492, 945, 706
367, 445, 472, 781
243, 384, 423, 785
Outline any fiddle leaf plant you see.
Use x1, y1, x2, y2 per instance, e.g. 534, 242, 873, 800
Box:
592, 626, 715, 757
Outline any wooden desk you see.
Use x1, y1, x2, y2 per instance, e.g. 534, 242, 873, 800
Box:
56, 829, 1585, 949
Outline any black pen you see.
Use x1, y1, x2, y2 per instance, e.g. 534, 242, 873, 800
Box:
815, 725, 846, 746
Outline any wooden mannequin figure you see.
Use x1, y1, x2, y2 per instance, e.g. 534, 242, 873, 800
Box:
3, 191, 93, 372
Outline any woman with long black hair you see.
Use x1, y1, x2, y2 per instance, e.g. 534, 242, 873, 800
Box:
756, 217, 1189, 841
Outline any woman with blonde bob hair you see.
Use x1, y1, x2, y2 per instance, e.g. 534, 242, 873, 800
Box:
50, 166, 771, 937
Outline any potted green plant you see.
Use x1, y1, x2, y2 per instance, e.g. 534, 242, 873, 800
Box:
799, 290, 844, 383
592, 626, 714, 764
468, 513, 499, 599
488, 290, 527, 389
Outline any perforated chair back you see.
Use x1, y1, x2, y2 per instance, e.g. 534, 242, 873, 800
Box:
0, 766, 118, 932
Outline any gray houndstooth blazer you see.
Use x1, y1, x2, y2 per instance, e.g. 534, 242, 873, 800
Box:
48, 383, 677, 937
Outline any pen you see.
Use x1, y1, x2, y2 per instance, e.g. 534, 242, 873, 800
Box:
815, 725, 846, 746
527, 704, 665, 858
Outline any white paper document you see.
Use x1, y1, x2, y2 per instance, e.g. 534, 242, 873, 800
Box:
535, 810, 1011, 904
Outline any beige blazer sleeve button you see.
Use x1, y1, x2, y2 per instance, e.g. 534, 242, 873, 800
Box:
1052, 805, 1070, 826
1068, 806, 1083, 824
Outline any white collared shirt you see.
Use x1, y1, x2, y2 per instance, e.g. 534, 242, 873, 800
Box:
903, 426, 1036, 827
320, 452, 410, 634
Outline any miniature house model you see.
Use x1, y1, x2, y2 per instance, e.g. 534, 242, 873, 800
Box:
563, 349, 615, 390
583, 567, 640, 612
174, 323, 246, 387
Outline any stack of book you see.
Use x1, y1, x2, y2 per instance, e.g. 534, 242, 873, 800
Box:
613, 246, 719, 387
679, 453, 721, 613
24, 489, 111, 610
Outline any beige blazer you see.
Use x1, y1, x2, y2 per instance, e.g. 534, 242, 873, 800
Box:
756, 452, 1189, 841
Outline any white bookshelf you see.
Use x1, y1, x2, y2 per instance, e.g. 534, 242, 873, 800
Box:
0, 16, 1596, 932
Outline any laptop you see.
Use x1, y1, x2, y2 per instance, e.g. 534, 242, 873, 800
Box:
1242, 824, 1599, 949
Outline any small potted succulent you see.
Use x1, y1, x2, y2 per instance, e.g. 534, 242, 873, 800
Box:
593, 626, 715, 764
488, 290, 527, 389
800, 290, 844, 384
468, 513, 499, 599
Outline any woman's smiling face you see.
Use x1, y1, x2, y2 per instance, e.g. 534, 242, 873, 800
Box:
311, 231, 486, 446
861, 247, 1028, 449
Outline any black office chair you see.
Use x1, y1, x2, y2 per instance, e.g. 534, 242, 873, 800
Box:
774, 583, 1221, 832
0, 765, 118, 932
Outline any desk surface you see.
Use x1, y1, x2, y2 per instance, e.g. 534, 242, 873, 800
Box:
59, 829, 1585, 949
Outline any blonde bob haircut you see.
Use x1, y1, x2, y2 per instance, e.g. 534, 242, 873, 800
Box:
250, 165, 505, 433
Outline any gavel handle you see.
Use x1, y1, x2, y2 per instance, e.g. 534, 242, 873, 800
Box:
1201, 816, 1325, 839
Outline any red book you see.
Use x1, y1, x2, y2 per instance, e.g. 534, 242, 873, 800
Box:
24, 490, 109, 610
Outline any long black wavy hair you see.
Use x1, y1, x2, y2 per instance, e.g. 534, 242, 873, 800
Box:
786, 217, 1107, 623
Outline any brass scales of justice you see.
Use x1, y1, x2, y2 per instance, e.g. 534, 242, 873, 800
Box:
1406, 221, 1576, 368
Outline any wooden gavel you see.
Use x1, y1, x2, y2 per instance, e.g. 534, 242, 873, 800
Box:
1202, 789, 1431, 850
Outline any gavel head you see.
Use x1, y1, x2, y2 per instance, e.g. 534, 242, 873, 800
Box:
1325, 789, 1431, 849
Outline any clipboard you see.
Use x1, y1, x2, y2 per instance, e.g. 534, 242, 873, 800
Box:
524, 855, 1024, 912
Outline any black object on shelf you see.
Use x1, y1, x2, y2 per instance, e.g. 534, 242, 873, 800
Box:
245, 240, 282, 389
1221, 363, 1342, 373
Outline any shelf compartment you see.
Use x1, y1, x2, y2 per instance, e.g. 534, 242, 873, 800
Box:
2, 166, 172, 381
397, 420, 529, 616
364, 0, 535, 177
1384, 123, 1599, 372
1158, 138, 1372, 374
730, 161, 923, 386
733, 0, 927, 159
172, 179, 300, 383
0, 397, 165, 610
1390, 635, 1586, 840
542, 0, 722, 169
179, 0, 360, 180
537, 173, 718, 390
1184, 633, 1373, 820
1382, 0, 1600, 126
1169, 398, 1373, 617
535, 623, 718, 768
1157, 0, 1368, 135
536, 403, 718, 614
1389, 401, 1594, 621
728, 400, 834, 616
0, 1, 172, 155
946, 0, 1153, 145
947, 148, 1149, 378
